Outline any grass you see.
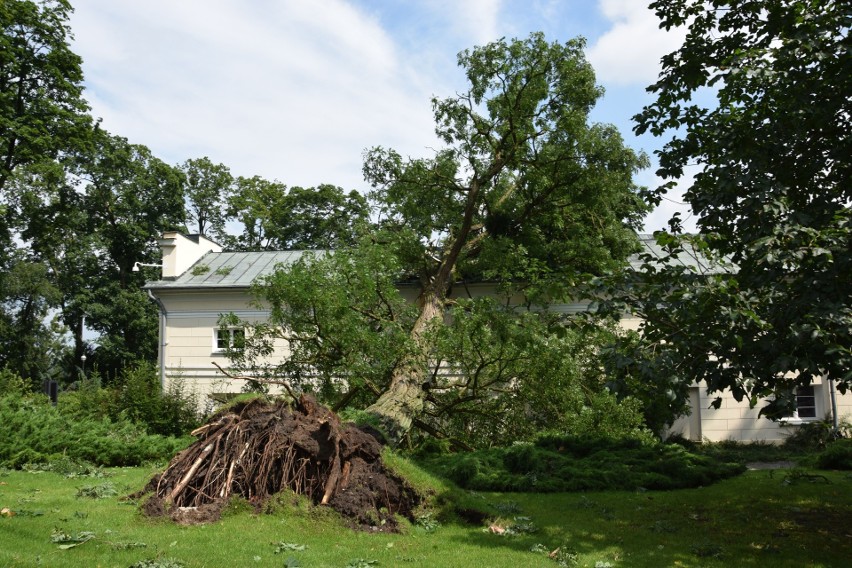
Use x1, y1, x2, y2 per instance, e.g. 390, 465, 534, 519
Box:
1, 463, 851, 567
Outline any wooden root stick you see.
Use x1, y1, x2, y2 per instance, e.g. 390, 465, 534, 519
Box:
168, 442, 214, 504
212, 361, 299, 404
320, 453, 341, 506
319, 419, 345, 506
221, 442, 249, 499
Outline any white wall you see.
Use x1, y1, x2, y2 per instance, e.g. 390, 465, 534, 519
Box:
155, 289, 290, 412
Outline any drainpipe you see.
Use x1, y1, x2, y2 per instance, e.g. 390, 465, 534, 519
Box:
147, 289, 168, 389
828, 377, 839, 434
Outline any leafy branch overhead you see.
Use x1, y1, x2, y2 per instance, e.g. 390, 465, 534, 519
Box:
614, 0, 852, 418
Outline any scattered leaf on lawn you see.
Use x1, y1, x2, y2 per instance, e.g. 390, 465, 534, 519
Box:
51, 529, 95, 549
273, 542, 307, 553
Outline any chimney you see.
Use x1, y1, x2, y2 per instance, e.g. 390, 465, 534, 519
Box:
158, 231, 222, 278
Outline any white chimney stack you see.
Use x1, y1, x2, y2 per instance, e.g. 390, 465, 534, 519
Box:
158, 231, 222, 278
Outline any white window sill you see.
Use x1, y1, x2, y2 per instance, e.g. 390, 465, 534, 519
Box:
779, 417, 819, 426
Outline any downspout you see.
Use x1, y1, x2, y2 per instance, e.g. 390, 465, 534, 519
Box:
147, 289, 168, 389
828, 377, 839, 434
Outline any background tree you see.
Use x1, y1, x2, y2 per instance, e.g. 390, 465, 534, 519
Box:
75, 130, 186, 378
13, 157, 93, 380
269, 184, 369, 250
0, 0, 89, 196
19, 129, 186, 382
180, 156, 233, 242
225, 175, 288, 250
226, 179, 370, 251
0, 252, 67, 387
239, 33, 649, 444
622, 0, 851, 417
1, 0, 91, 382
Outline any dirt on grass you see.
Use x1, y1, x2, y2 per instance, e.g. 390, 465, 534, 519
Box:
134, 395, 420, 531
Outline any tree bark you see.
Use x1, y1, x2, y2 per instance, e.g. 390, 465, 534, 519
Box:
366, 285, 445, 445
365, 176, 492, 445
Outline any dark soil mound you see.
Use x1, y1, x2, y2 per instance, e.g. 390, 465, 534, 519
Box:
136, 395, 419, 530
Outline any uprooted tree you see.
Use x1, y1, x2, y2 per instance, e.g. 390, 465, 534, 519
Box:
141, 33, 650, 526
140, 394, 419, 528
226, 33, 650, 447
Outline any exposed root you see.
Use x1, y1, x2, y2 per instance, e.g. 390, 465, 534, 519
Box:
138, 394, 419, 530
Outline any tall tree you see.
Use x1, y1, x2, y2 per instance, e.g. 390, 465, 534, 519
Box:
268, 184, 369, 250
0, 0, 90, 276
243, 34, 649, 444
1, 0, 91, 382
180, 156, 233, 241
225, 175, 288, 250
0, 251, 67, 387
14, 157, 93, 380
69, 130, 185, 378
625, 0, 851, 417
226, 179, 370, 251
0, 0, 89, 194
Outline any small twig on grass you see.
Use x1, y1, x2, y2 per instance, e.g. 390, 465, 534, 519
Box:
782, 470, 831, 485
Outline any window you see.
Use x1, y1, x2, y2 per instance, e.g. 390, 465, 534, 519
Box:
214, 328, 245, 352
782, 384, 819, 423
795, 385, 817, 419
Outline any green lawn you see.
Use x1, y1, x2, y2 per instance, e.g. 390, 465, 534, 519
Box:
1, 465, 850, 567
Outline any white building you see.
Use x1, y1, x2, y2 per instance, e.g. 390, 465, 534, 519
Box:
144, 232, 851, 442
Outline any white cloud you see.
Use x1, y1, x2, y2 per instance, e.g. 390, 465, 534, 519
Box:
587, 0, 685, 86
68, 0, 684, 234
639, 168, 699, 234
453, 0, 503, 45
70, 0, 440, 190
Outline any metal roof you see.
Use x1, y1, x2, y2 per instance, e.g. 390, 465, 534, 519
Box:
145, 235, 726, 291
630, 234, 729, 274
145, 250, 325, 290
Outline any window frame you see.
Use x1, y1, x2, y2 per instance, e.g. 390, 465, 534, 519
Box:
793, 385, 817, 420
213, 327, 245, 353
781, 384, 820, 424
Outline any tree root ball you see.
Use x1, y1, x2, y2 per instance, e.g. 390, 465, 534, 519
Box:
133, 395, 420, 531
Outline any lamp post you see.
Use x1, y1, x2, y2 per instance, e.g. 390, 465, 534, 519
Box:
80, 354, 87, 378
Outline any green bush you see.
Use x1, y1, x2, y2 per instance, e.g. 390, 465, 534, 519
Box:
419, 437, 745, 493
503, 443, 539, 474
0, 367, 29, 394
0, 391, 190, 468
61, 362, 200, 437
446, 455, 483, 486
816, 439, 852, 470
784, 418, 851, 450
560, 392, 656, 443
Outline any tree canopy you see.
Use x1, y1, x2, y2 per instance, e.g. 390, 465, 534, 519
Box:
237, 33, 650, 445
1, 1, 375, 385
226, 179, 369, 251
613, 0, 851, 418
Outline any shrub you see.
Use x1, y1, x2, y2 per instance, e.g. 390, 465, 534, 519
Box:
114, 362, 200, 436
419, 437, 744, 493
0, 367, 29, 395
503, 443, 539, 474
816, 439, 852, 470
0, 390, 190, 468
446, 455, 483, 486
784, 418, 851, 450
560, 392, 656, 443
61, 362, 200, 437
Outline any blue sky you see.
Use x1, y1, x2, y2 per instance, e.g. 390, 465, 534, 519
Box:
68, 0, 694, 231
